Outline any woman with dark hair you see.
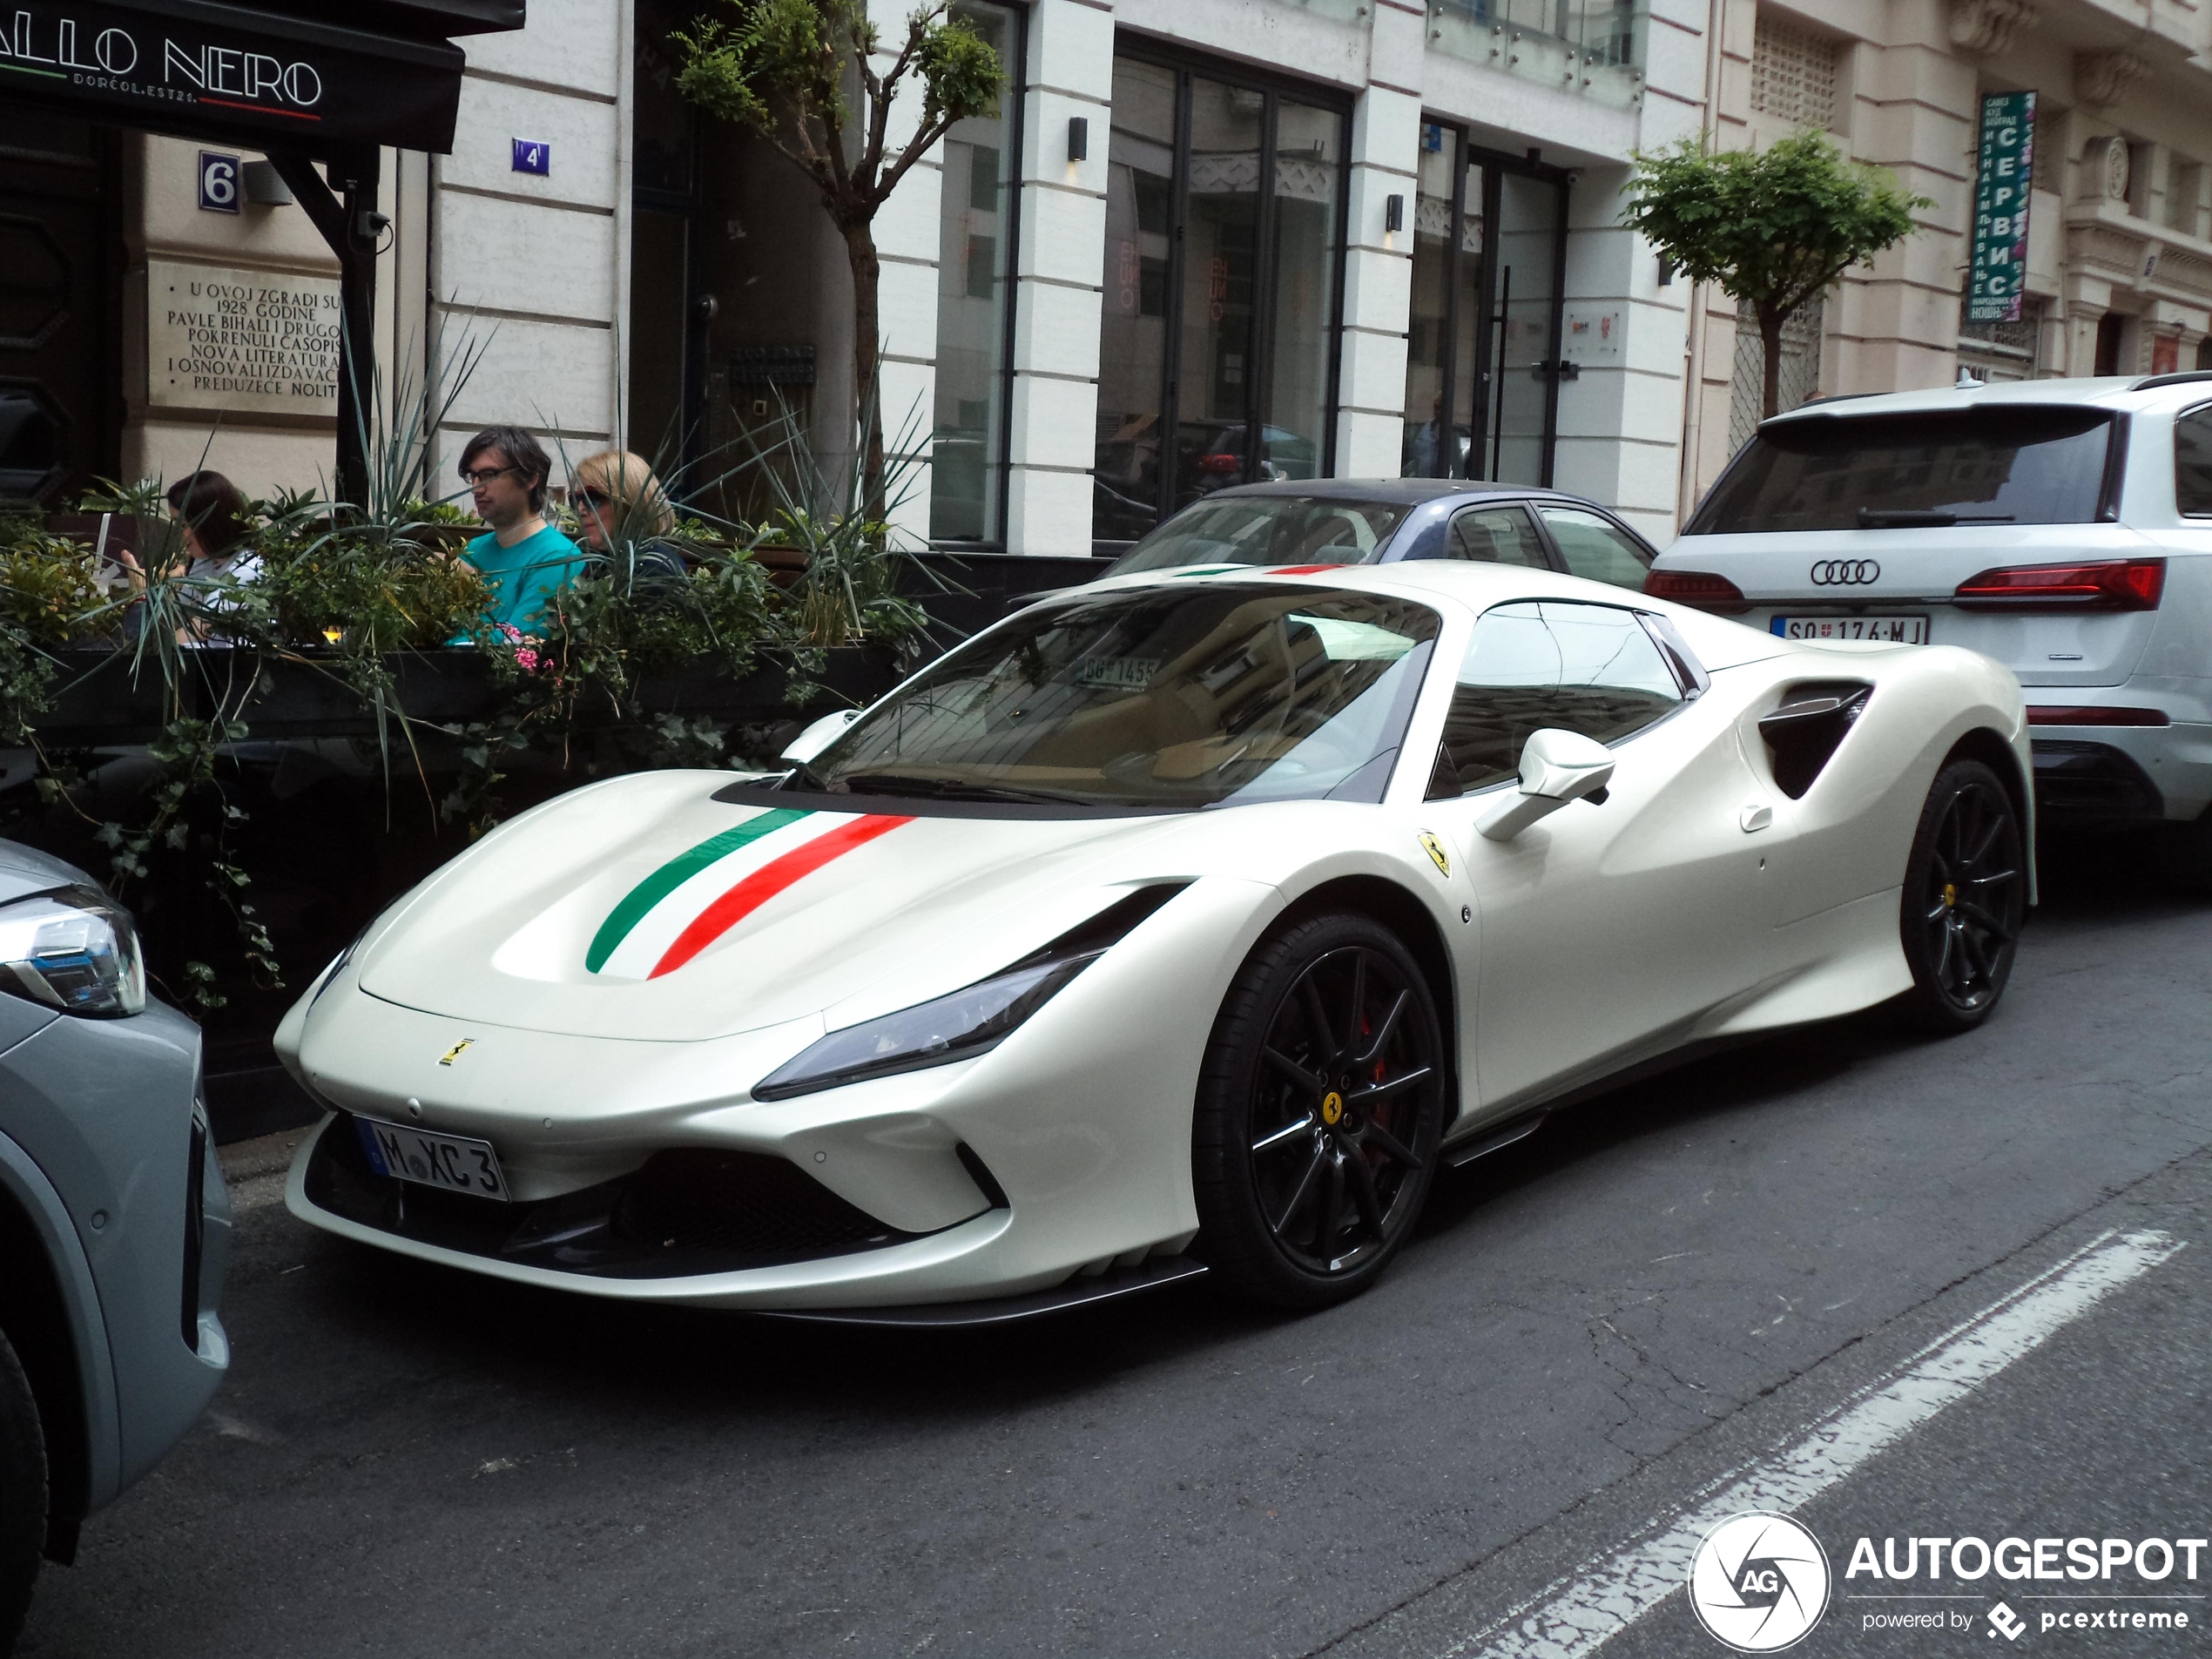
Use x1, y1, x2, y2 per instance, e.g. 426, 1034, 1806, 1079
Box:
117, 469, 264, 642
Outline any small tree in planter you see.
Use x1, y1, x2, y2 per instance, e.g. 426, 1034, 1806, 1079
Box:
1623, 131, 1931, 420
671, 0, 1003, 522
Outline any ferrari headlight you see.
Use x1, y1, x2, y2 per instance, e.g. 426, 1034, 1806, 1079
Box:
753, 883, 1190, 1102
0, 887, 146, 1018
753, 954, 1096, 1101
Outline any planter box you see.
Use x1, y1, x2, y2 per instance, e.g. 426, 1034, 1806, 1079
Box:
30, 644, 899, 745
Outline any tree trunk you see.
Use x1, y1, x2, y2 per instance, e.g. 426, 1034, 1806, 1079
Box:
843, 222, 887, 529
1758, 306, 1786, 421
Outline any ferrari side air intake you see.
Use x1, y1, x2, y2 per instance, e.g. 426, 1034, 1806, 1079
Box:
1759, 683, 1872, 799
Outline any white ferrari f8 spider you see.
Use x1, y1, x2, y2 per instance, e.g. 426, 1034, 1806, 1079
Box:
279, 561, 2032, 1317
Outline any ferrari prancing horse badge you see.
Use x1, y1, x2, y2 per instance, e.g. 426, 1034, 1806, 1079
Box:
1419, 831, 1452, 878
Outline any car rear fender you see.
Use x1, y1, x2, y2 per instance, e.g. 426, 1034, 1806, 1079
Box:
1756, 645, 2030, 919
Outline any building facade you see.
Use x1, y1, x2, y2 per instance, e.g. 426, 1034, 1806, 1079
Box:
5, 0, 2208, 540
1683, 0, 2212, 503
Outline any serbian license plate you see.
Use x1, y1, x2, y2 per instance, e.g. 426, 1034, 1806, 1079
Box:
354, 1116, 510, 1201
1772, 614, 1930, 644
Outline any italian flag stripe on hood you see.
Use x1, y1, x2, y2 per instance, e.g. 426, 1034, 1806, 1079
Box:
585, 806, 813, 973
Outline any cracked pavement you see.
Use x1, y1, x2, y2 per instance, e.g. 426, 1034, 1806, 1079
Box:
18, 848, 2212, 1659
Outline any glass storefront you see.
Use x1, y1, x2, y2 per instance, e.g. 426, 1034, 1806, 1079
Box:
628, 0, 1022, 540
1400, 125, 1569, 488
929, 0, 1021, 543
1095, 51, 1348, 548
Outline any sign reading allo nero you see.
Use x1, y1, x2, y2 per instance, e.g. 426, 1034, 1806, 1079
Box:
0, 0, 465, 155
148, 260, 341, 415
1967, 90, 2036, 325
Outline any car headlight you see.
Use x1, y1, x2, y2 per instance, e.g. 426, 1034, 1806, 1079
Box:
752, 884, 1189, 1102
0, 887, 146, 1018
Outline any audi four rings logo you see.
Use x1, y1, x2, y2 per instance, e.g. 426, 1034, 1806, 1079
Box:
1810, 560, 1881, 586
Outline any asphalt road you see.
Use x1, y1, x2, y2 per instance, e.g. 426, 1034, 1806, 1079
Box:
21, 844, 2212, 1659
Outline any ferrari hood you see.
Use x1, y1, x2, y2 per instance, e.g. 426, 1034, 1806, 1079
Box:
355, 772, 1204, 1043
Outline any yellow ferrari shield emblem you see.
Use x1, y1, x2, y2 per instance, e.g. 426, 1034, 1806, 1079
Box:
438, 1038, 475, 1067
1320, 1090, 1344, 1125
1419, 831, 1452, 878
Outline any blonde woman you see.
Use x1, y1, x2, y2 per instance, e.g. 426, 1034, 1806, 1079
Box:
569, 449, 688, 598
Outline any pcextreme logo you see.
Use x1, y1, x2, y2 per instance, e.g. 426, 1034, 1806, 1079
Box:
1688, 1511, 1832, 1652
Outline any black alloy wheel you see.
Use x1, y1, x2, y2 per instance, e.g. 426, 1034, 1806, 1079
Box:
1899, 759, 2027, 1034
1192, 912, 1446, 1307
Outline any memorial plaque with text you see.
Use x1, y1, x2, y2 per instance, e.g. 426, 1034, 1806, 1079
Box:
146, 260, 341, 416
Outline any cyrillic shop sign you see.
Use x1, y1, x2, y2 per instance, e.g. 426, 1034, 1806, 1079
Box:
0, 0, 465, 154
1967, 90, 2036, 324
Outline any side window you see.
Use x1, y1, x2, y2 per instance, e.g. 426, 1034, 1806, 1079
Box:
2178, 407, 2212, 516
1536, 506, 1654, 590
1447, 505, 1549, 567
1429, 601, 1684, 797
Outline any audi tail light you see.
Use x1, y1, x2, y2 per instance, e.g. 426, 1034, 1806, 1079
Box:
1643, 569, 1750, 614
2026, 706, 2170, 726
1953, 559, 2166, 610
1197, 453, 1241, 476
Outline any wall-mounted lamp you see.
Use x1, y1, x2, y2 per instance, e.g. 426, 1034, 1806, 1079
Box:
1068, 117, 1089, 163
1385, 192, 1404, 233
241, 160, 293, 206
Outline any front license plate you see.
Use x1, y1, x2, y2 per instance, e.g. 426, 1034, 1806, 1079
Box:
354, 1116, 510, 1200
1772, 614, 1930, 644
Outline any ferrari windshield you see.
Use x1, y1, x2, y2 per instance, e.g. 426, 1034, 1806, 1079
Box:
1107, 496, 1413, 574
805, 585, 1441, 809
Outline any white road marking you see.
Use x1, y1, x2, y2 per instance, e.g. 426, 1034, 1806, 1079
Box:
1436, 1228, 2186, 1659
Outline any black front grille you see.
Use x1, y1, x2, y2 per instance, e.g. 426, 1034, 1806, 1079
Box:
304, 1115, 929, 1278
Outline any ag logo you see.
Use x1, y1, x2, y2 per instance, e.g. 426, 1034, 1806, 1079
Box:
1688, 1511, 1831, 1652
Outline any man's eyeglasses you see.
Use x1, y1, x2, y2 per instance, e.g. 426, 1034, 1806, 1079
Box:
461, 464, 521, 486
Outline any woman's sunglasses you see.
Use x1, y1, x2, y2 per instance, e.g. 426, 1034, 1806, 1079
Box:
571, 488, 616, 510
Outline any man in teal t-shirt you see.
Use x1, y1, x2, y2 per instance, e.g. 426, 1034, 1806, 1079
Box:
457, 425, 584, 631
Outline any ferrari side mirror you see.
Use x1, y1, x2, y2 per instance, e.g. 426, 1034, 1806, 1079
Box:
1477, 728, 1616, 841
782, 706, 864, 765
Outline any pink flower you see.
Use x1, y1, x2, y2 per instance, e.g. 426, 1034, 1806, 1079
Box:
515, 649, 539, 672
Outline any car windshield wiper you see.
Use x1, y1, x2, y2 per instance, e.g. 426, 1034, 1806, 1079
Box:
1856, 508, 2016, 528
834, 770, 1100, 806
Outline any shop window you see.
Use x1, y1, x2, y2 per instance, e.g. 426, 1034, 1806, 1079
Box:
1093, 51, 1348, 547
1960, 298, 2045, 383
929, 0, 1021, 544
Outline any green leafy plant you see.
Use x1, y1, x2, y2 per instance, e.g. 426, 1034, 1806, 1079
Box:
1622, 132, 1932, 418
671, 0, 1003, 519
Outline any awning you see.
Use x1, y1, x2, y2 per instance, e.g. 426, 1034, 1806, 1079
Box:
0, 0, 481, 155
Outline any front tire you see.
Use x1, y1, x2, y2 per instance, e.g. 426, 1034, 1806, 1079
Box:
1191, 913, 1446, 1307
0, 1326, 47, 1655
1898, 759, 2027, 1034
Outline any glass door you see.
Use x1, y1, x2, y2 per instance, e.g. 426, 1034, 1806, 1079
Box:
1399, 129, 1569, 487
1480, 171, 1567, 485
1094, 51, 1349, 548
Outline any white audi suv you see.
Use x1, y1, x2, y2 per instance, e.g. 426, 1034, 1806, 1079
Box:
1649, 371, 2212, 887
